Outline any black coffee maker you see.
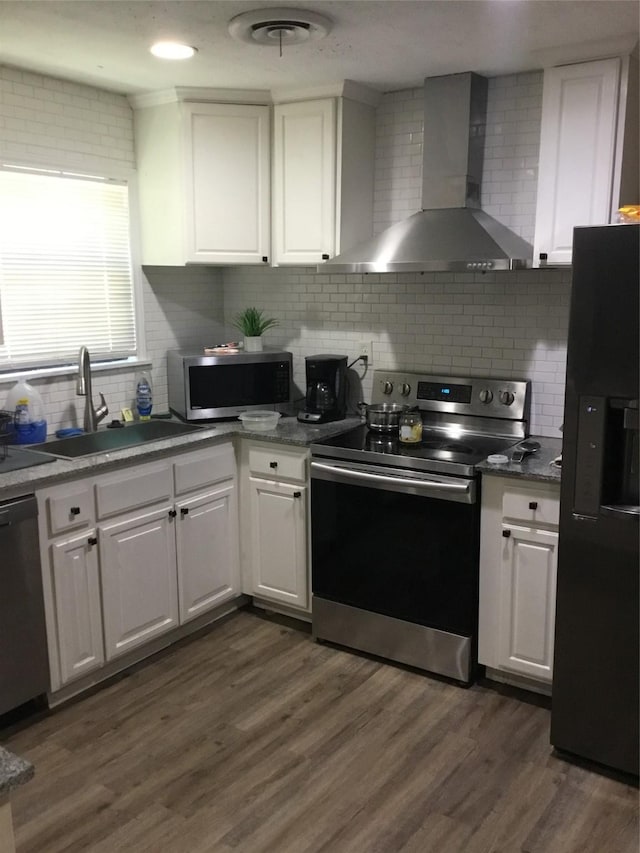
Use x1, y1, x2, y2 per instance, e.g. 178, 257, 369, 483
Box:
297, 355, 347, 424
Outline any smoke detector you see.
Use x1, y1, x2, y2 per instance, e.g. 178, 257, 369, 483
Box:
228, 7, 332, 47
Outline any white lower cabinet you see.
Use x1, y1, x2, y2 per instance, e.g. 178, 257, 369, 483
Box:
496, 524, 558, 682
49, 528, 103, 684
239, 439, 310, 613
37, 441, 240, 692
100, 505, 179, 660
176, 482, 239, 623
249, 478, 308, 608
479, 476, 560, 692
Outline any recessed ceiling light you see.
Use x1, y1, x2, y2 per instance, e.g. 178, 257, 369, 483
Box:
150, 42, 196, 60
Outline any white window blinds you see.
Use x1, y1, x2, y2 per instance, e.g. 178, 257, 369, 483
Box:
0, 167, 137, 369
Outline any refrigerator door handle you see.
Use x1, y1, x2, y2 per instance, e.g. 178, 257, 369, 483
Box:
623, 406, 638, 431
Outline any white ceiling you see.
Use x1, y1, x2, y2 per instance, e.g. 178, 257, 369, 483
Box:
0, 0, 638, 97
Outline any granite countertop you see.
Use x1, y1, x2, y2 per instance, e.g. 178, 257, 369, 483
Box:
0, 415, 362, 499
0, 746, 34, 795
477, 435, 563, 484
239, 415, 362, 447
1, 418, 561, 496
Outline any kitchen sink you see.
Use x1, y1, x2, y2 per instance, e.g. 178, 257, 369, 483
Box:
36, 420, 204, 458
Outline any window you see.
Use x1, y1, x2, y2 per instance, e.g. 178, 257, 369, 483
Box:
0, 166, 137, 370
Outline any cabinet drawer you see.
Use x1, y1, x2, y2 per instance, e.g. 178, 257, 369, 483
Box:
502, 488, 560, 526
248, 445, 307, 483
174, 443, 235, 496
46, 483, 93, 536
95, 462, 173, 519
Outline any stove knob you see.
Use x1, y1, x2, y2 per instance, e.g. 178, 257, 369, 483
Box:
382, 381, 394, 395
478, 389, 493, 404
499, 390, 515, 406
401, 383, 411, 397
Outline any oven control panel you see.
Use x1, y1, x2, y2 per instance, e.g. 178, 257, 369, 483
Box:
372, 371, 530, 422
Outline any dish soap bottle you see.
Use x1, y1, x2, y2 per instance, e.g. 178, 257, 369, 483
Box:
135, 371, 153, 421
5, 379, 47, 444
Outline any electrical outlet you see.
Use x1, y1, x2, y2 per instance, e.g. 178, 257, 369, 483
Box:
359, 341, 373, 363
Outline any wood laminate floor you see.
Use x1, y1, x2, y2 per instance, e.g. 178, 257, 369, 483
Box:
3, 609, 638, 853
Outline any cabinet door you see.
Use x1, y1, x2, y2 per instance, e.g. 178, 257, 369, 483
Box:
100, 506, 178, 660
183, 102, 270, 264
249, 478, 308, 608
272, 98, 336, 265
175, 482, 240, 623
50, 530, 104, 685
498, 525, 558, 682
534, 58, 621, 266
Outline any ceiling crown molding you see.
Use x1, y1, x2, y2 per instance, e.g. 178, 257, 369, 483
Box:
271, 79, 381, 106
128, 81, 380, 110
128, 87, 272, 109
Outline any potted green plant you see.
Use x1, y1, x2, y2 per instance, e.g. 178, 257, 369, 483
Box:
232, 307, 278, 352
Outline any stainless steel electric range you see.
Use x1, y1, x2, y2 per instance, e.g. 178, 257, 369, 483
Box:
309, 370, 531, 684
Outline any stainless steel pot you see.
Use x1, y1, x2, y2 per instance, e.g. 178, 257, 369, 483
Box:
359, 402, 408, 433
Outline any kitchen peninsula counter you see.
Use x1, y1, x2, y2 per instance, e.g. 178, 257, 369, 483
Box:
478, 435, 562, 484
0, 746, 33, 853
0, 747, 33, 797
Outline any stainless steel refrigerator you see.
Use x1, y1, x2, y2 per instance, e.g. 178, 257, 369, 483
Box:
551, 223, 639, 776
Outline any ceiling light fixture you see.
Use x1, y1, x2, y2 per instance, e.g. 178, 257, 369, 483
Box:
228, 8, 331, 57
150, 42, 197, 60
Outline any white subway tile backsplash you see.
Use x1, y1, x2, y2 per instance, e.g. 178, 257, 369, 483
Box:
222, 264, 570, 435
1, 65, 567, 438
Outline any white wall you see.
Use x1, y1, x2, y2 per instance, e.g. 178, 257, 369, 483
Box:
0, 65, 225, 431
223, 265, 569, 435
0, 64, 569, 438
225, 74, 570, 436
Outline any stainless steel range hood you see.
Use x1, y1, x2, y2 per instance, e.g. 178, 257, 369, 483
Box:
319, 72, 533, 274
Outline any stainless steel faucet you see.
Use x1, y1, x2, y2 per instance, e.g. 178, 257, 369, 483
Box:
76, 346, 108, 432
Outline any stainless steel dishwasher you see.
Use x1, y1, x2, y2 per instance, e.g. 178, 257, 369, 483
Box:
0, 494, 50, 715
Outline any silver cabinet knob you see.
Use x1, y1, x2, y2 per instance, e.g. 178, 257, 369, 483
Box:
401, 383, 411, 397
383, 381, 393, 395
478, 389, 493, 404
499, 390, 515, 406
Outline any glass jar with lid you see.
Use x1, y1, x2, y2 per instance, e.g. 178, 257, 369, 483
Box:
399, 409, 423, 444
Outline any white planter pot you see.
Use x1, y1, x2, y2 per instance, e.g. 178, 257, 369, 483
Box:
244, 335, 263, 352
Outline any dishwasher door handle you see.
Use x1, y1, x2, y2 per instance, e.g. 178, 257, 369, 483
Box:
0, 495, 38, 526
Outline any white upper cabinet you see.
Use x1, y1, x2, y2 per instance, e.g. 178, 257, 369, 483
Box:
134, 96, 271, 265
272, 92, 377, 265
534, 55, 639, 266
132, 83, 377, 268
184, 103, 271, 264
272, 98, 337, 265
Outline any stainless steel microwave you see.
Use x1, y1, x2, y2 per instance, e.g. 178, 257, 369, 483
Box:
168, 349, 293, 421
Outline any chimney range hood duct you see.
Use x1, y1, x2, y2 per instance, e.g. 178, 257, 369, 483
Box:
319, 72, 533, 274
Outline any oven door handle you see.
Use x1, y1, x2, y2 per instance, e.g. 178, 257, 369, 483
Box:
310, 461, 475, 503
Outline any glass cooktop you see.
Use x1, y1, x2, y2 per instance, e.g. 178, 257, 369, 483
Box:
310, 425, 520, 476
